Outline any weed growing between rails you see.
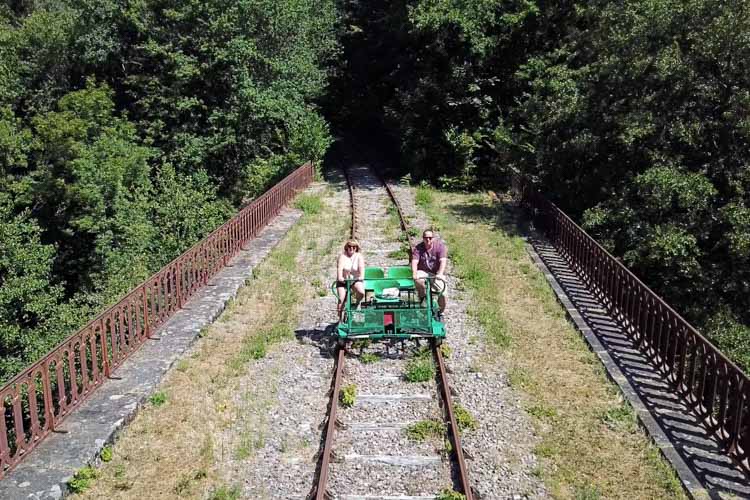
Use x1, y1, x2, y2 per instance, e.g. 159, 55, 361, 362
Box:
417, 189, 685, 499
71, 189, 347, 499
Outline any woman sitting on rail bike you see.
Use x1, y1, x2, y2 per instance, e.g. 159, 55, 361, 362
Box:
336, 239, 365, 321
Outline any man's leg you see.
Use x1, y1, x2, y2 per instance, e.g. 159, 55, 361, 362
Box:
414, 270, 429, 302
434, 273, 447, 314
438, 295, 446, 313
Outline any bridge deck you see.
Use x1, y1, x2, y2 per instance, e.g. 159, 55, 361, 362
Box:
0, 203, 306, 500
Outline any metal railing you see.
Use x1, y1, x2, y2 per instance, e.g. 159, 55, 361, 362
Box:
521, 185, 750, 471
0, 162, 315, 478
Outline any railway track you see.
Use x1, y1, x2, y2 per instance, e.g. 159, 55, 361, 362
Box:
312, 160, 473, 499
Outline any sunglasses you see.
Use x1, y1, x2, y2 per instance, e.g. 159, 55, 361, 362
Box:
423, 236, 433, 240
346, 245, 358, 249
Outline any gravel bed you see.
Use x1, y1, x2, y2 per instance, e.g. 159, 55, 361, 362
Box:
214, 176, 347, 499
336, 430, 442, 457
389, 183, 547, 499
216, 157, 547, 499
328, 460, 452, 497
325, 161, 457, 498
339, 396, 439, 427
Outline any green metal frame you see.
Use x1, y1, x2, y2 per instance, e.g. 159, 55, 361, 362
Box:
332, 266, 446, 341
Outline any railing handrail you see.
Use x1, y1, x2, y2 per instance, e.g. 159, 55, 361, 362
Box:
520, 180, 749, 471
531, 192, 747, 375
0, 161, 315, 479
1, 162, 313, 390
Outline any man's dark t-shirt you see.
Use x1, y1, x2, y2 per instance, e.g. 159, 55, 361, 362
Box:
413, 239, 447, 274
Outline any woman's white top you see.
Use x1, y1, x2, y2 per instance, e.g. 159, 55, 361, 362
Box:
341, 252, 363, 278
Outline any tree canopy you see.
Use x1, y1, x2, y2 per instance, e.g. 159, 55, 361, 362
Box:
327, 0, 750, 371
0, 0, 336, 382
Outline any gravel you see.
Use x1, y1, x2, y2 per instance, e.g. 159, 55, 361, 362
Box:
390, 182, 547, 499
217, 158, 547, 499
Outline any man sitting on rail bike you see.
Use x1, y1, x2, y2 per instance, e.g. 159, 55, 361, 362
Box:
411, 229, 448, 318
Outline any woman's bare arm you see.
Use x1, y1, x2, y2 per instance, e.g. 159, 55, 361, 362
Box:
336, 254, 345, 282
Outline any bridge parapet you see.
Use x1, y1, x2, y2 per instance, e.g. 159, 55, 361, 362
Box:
518, 181, 750, 473
0, 162, 315, 479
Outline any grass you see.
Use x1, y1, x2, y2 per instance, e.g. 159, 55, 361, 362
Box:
453, 404, 478, 432
100, 445, 113, 463
439, 343, 452, 358
360, 352, 379, 364
405, 419, 445, 442
68, 467, 98, 493
148, 391, 167, 407
340, 384, 357, 408
208, 484, 242, 500
436, 489, 465, 500
415, 185, 433, 207
294, 193, 323, 215
404, 354, 435, 382
418, 187, 686, 499
71, 186, 348, 499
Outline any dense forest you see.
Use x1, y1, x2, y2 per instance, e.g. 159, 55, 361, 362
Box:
326, 0, 750, 371
2, 0, 749, 382
0, 0, 336, 382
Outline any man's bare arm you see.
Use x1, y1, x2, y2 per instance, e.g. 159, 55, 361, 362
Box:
437, 257, 447, 276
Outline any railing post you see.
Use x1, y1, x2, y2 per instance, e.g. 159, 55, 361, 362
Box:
176, 261, 183, 309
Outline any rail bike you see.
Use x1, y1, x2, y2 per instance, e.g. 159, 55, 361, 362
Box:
332, 266, 446, 343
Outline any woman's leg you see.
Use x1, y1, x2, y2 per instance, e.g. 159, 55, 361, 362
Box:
337, 286, 347, 320
353, 281, 365, 304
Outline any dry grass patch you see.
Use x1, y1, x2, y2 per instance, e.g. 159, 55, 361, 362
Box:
421, 189, 685, 500
73, 189, 346, 499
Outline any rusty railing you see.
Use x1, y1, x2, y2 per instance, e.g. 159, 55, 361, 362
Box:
521, 186, 750, 471
0, 162, 315, 478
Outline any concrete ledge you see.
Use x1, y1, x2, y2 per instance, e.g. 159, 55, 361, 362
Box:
0, 207, 304, 500
524, 239, 711, 500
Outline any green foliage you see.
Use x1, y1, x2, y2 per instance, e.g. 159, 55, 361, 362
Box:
404, 355, 435, 382
601, 403, 637, 434
294, 194, 323, 215
415, 186, 433, 207
436, 489, 466, 500
208, 485, 242, 500
328, 0, 750, 371
100, 445, 113, 463
360, 352, 379, 364
0, 0, 338, 383
574, 483, 602, 500
149, 391, 168, 407
439, 344, 452, 358
68, 466, 98, 493
0, 193, 64, 379
453, 403, 478, 432
340, 384, 356, 408
405, 419, 445, 442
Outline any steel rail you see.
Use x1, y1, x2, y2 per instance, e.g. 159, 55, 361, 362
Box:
313, 154, 474, 497
315, 347, 346, 500
341, 157, 358, 241
433, 341, 474, 499
380, 174, 415, 254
